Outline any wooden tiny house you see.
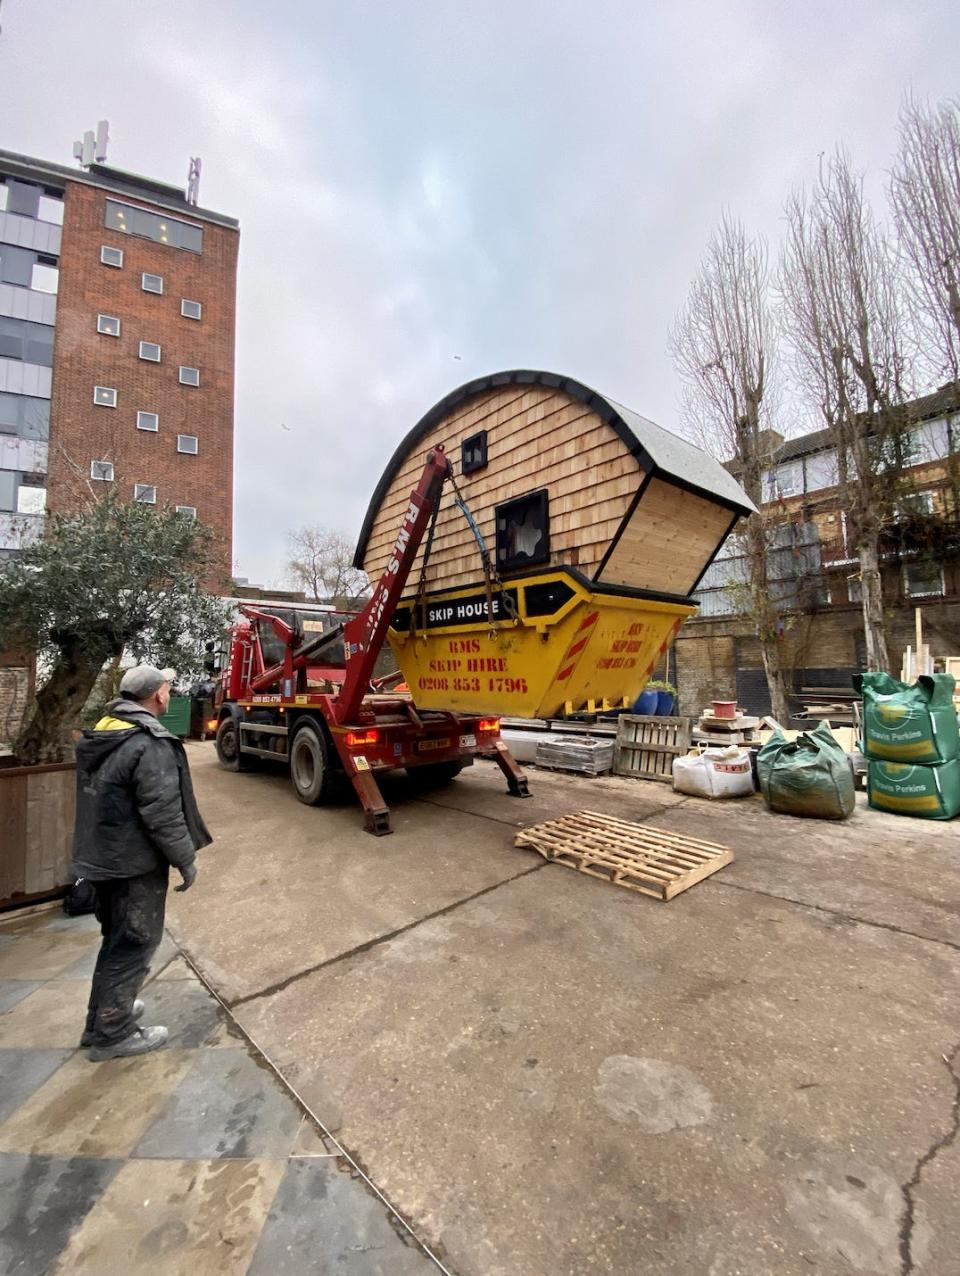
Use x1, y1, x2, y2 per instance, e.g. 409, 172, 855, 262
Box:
354, 370, 754, 718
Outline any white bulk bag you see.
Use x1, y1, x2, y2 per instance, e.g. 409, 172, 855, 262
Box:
672, 745, 755, 798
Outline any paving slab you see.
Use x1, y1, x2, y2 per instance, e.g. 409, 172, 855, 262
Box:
0, 1153, 121, 1276
0, 928, 97, 980
0, 979, 41, 1013
0, 982, 89, 1048
0, 1047, 74, 1124
231, 866, 960, 1276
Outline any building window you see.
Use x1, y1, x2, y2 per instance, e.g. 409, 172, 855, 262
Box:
904, 561, 945, 599
137, 410, 159, 432
141, 273, 164, 295
100, 245, 124, 268
93, 385, 117, 408
0, 316, 55, 366
105, 199, 203, 253
898, 490, 935, 517
30, 262, 59, 294
179, 366, 200, 386
90, 460, 114, 481
17, 484, 46, 514
175, 505, 197, 518
97, 314, 121, 337
495, 489, 550, 572
134, 483, 157, 504
181, 299, 202, 320
139, 341, 161, 362
37, 194, 64, 226
0, 185, 7, 213
462, 430, 488, 475
177, 434, 198, 455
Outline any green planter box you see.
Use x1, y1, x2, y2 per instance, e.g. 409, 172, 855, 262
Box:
158, 695, 190, 739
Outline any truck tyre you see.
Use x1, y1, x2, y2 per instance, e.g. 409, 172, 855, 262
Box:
289, 721, 338, 805
215, 715, 254, 772
407, 760, 465, 787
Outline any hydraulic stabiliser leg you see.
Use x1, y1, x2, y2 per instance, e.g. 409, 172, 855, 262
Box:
492, 741, 531, 798
349, 768, 393, 835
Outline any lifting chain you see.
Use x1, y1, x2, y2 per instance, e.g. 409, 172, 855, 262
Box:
447, 467, 519, 637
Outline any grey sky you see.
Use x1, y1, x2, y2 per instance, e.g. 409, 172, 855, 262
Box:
2, 0, 957, 586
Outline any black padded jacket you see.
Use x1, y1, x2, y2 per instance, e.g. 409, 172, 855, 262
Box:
71, 699, 212, 881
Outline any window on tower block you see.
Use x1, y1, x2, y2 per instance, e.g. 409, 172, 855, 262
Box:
90, 460, 114, 481
177, 434, 198, 454
93, 386, 117, 408
181, 299, 202, 320
179, 366, 200, 386
100, 245, 123, 268
141, 273, 163, 295
137, 411, 159, 432
176, 505, 197, 518
139, 341, 161, 362
134, 483, 156, 504
97, 314, 121, 337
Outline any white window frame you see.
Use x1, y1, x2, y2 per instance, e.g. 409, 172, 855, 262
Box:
134, 483, 157, 505
90, 460, 114, 481
100, 245, 124, 268
180, 298, 202, 320
178, 366, 200, 386
97, 313, 121, 337
138, 340, 162, 363
137, 410, 159, 432
903, 561, 945, 599
93, 385, 117, 408
177, 434, 199, 455
175, 505, 197, 518
141, 272, 164, 295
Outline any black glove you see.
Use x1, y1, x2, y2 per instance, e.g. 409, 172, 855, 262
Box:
175, 863, 197, 893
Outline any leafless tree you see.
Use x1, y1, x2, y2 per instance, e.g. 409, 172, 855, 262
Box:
890, 95, 960, 383
287, 526, 369, 608
670, 214, 790, 722
779, 150, 914, 672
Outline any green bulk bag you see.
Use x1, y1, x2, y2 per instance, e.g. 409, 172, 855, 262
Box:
867, 758, 960, 820
854, 672, 959, 764
757, 720, 856, 820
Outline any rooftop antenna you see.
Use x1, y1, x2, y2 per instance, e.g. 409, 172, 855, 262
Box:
72, 120, 109, 168
187, 157, 201, 205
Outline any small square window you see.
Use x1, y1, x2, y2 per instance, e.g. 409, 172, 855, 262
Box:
97, 314, 121, 337
495, 489, 550, 572
904, 561, 944, 599
177, 434, 198, 455
137, 411, 159, 432
141, 273, 163, 294
94, 386, 117, 408
139, 341, 161, 362
462, 430, 488, 475
181, 298, 202, 320
134, 483, 156, 504
31, 263, 59, 294
176, 505, 197, 518
101, 245, 124, 268
91, 460, 114, 481
179, 366, 200, 386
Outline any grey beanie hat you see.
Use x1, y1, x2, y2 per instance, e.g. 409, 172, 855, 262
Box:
118, 664, 176, 700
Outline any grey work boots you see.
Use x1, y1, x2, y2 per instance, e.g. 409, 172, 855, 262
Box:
88, 1024, 169, 1061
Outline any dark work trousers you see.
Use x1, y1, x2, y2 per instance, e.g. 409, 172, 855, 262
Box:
84, 865, 169, 1044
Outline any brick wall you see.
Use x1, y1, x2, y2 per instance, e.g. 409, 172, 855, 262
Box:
46, 182, 238, 585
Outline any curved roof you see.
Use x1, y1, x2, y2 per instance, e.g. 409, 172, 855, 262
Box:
354, 369, 755, 568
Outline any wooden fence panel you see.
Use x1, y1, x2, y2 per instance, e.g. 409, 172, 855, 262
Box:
0, 764, 76, 908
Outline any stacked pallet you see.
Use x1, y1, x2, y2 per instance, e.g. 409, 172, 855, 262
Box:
535, 736, 614, 776
692, 709, 760, 746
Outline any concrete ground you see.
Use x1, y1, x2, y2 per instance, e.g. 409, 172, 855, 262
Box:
159, 744, 960, 1276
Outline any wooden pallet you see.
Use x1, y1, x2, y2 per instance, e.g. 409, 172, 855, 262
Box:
515, 810, 733, 901
614, 715, 690, 783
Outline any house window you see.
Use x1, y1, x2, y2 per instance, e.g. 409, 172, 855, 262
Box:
31, 262, 59, 294
898, 490, 935, 517
847, 575, 862, 604
462, 430, 488, 475
177, 434, 198, 454
100, 245, 123, 268
141, 272, 163, 295
772, 460, 803, 498
175, 505, 197, 518
179, 366, 200, 386
904, 561, 945, 599
93, 385, 117, 407
139, 341, 161, 362
803, 449, 839, 492
134, 483, 156, 504
105, 199, 203, 253
91, 460, 114, 481
181, 298, 202, 320
495, 489, 550, 572
37, 194, 64, 226
97, 314, 121, 337
137, 411, 159, 432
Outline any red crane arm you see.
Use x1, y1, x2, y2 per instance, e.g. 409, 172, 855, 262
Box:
335, 445, 450, 723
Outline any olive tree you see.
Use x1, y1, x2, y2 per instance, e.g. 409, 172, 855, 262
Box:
0, 492, 230, 764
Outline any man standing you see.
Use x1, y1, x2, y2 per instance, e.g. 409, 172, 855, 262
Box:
72, 665, 212, 1061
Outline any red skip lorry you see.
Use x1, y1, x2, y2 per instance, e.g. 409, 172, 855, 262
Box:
212, 445, 529, 834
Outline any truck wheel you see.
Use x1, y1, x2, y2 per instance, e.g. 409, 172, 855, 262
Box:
215, 716, 254, 772
289, 722, 338, 805
407, 760, 465, 787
